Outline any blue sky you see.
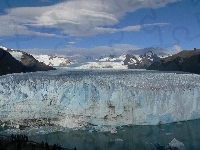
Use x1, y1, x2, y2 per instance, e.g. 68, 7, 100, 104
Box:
0, 0, 199, 55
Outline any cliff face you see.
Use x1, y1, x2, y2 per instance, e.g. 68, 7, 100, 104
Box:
0, 70, 200, 128
147, 50, 200, 74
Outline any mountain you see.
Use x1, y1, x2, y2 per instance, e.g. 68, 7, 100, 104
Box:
0, 46, 55, 75
127, 47, 171, 58
0, 48, 27, 75
124, 51, 161, 69
0, 46, 71, 67
7, 50, 55, 72
147, 49, 200, 74
33, 54, 71, 66
5, 46, 173, 70
65, 48, 170, 69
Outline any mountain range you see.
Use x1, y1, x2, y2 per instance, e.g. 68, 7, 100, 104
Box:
63, 47, 170, 69
123, 51, 161, 69
0, 46, 172, 71
2, 45, 199, 75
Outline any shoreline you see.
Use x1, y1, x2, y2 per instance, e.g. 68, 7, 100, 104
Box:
0, 134, 75, 150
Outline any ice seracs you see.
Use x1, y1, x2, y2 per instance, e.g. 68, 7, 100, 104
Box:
0, 70, 200, 129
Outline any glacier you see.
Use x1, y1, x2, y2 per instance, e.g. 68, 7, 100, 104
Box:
0, 69, 200, 129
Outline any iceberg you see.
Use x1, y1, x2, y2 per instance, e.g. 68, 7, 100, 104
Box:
0, 69, 200, 128
169, 138, 186, 150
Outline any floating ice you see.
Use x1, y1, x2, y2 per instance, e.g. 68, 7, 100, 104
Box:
169, 138, 186, 150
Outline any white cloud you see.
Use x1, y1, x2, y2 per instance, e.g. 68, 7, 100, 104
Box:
173, 45, 182, 53
67, 41, 75, 44
0, 0, 179, 37
89, 23, 169, 35
0, 15, 62, 37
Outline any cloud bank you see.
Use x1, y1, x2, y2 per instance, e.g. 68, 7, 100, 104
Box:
0, 0, 180, 37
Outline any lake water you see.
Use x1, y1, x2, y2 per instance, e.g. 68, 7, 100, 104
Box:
1, 119, 198, 150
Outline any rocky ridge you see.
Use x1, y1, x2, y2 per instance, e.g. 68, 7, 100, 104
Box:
147, 49, 200, 74
124, 51, 160, 69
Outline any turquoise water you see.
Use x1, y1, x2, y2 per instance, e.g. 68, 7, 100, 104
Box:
25, 119, 200, 150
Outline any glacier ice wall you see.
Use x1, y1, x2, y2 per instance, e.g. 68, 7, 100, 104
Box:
0, 70, 200, 128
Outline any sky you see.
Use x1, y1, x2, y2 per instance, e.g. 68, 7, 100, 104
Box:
0, 0, 199, 56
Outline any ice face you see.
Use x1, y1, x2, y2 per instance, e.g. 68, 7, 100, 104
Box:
0, 69, 200, 128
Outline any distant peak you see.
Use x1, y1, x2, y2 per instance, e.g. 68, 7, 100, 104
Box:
144, 51, 154, 57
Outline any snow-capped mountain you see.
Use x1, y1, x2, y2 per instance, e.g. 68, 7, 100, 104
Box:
64, 47, 172, 69
0, 47, 26, 76
1, 46, 173, 70
0, 46, 55, 72
33, 54, 71, 66
124, 51, 161, 69
127, 47, 171, 58
122, 47, 173, 69
1, 46, 70, 67
98, 54, 125, 62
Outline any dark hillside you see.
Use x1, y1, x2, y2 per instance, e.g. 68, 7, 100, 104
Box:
147, 49, 200, 74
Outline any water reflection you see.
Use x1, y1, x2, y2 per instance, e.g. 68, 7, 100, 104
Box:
24, 119, 200, 150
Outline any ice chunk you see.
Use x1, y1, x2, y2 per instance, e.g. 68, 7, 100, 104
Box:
169, 138, 186, 150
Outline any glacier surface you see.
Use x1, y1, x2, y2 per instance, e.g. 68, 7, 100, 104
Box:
0, 69, 200, 128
